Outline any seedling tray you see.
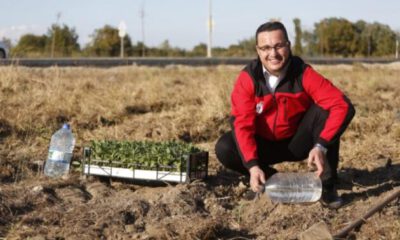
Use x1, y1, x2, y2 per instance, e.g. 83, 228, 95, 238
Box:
82, 147, 208, 183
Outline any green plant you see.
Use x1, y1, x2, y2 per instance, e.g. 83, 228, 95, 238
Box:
89, 140, 203, 172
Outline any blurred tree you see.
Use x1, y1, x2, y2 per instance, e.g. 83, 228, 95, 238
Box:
9, 17, 398, 58
189, 43, 207, 57
131, 41, 148, 56
354, 20, 397, 57
211, 47, 228, 57
222, 37, 256, 57
237, 37, 256, 56
303, 18, 398, 57
154, 40, 186, 57
368, 22, 397, 56
84, 25, 133, 57
293, 18, 303, 56
12, 34, 48, 57
354, 20, 369, 56
159, 40, 171, 51
315, 18, 358, 57
302, 30, 318, 56
46, 24, 80, 57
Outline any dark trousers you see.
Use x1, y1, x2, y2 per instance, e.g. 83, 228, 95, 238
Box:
215, 105, 344, 186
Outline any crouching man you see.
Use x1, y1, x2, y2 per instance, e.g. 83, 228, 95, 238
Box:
215, 21, 355, 209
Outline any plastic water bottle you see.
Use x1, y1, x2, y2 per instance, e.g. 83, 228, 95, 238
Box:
264, 172, 322, 203
44, 123, 76, 178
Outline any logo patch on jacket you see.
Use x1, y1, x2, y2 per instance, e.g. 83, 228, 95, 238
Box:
256, 102, 264, 114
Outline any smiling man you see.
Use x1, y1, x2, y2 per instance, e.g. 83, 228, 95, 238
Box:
215, 21, 355, 209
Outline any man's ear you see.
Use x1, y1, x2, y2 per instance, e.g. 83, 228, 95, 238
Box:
255, 46, 261, 56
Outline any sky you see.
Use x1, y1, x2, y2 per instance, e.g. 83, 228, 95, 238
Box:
1, 0, 399, 50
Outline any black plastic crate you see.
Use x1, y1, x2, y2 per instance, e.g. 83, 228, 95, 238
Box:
82, 147, 208, 183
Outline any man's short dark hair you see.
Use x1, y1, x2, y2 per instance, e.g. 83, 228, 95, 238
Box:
255, 21, 289, 45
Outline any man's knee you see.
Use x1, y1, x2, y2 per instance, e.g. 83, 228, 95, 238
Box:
215, 131, 249, 175
345, 99, 356, 125
215, 132, 235, 164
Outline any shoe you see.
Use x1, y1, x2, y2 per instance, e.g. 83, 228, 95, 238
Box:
320, 185, 344, 209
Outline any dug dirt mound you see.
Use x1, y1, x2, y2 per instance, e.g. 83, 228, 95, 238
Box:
2, 177, 233, 239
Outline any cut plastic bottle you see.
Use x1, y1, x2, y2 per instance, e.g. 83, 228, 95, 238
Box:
264, 172, 322, 203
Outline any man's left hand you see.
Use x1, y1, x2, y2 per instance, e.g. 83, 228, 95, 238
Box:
307, 147, 325, 177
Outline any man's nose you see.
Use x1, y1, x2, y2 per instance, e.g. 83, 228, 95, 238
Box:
269, 48, 278, 56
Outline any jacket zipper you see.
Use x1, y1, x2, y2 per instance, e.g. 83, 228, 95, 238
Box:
269, 77, 284, 140
272, 94, 278, 140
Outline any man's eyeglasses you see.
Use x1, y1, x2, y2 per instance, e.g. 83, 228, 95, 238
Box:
257, 42, 289, 53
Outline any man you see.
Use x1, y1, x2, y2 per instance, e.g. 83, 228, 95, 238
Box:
215, 21, 355, 208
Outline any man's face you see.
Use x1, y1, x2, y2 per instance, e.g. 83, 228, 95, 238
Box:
256, 30, 290, 76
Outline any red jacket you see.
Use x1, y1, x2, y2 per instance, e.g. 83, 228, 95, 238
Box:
230, 57, 354, 168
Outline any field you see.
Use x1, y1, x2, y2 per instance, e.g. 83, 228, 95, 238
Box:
0, 62, 399, 239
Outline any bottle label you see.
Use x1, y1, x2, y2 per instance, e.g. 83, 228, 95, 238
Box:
48, 150, 72, 164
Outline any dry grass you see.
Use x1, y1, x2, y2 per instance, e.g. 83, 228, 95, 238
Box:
0, 64, 236, 175
0, 62, 399, 239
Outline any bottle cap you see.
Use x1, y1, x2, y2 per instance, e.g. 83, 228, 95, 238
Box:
62, 123, 70, 129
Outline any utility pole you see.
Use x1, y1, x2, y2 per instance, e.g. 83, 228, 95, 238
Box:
51, 12, 61, 58
207, 0, 213, 58
396, 39, 399, 59
118, 21, 127, 58
140, 1, 145, 57
121, 37, 124, 58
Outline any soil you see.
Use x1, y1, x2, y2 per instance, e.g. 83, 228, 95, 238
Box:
1, 153, 399, 239
0, 64, 400, 239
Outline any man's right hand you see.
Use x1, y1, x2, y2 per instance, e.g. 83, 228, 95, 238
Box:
249, 165, 266, 193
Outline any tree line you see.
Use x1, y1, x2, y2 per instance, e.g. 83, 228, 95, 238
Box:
5, 17, 399, 58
